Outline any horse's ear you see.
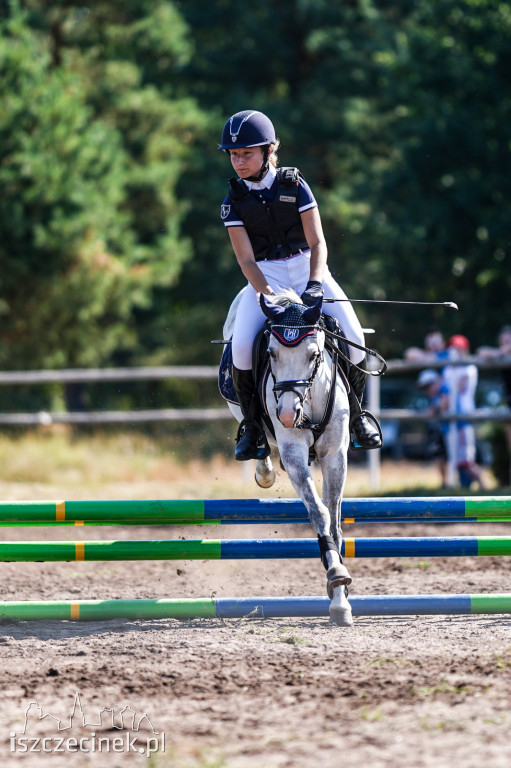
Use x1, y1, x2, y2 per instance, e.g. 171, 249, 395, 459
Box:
259, 293, 286, 320
302, 297, 323, 325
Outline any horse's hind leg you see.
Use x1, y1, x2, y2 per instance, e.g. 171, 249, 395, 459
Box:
255, 456, 276, 488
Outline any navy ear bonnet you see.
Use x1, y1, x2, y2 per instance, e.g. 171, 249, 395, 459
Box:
259, 296, 322, 347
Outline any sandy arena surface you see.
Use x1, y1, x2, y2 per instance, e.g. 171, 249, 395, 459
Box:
0, 471, 510, 767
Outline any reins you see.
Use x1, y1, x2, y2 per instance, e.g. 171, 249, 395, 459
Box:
321, 325, 387, 377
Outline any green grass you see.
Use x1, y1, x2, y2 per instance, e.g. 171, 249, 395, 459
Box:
0, 427, 501, 499
413, 681, 472, 698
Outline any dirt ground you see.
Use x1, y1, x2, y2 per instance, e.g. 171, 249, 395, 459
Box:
1, 462, 511, 768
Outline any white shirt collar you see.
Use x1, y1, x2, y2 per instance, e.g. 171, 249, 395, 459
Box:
242, 163, 277, 191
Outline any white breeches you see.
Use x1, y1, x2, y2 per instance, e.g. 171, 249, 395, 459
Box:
231, 252, 366, 370
456, 425, 476, 466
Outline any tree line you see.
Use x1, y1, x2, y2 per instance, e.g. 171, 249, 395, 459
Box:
1, 0, 510, 375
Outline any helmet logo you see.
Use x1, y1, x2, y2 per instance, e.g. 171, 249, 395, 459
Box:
230, 111, 257, 143
220, 110, 275, 150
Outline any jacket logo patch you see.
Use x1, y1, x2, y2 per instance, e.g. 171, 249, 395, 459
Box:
279, 195, 295, 203
221, 205, 231, 219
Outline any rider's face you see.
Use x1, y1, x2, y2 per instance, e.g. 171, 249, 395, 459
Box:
229, 147, 265, 179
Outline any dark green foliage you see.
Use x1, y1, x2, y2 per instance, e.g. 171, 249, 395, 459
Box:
359, 1, 511, 354
175, 0, 511, 359
2, 0, 510, 375
0, 1, 204, 369
0, 11, 132, 367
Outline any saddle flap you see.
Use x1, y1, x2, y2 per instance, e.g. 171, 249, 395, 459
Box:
217, 326, 270, 408
218, 343, 239, 405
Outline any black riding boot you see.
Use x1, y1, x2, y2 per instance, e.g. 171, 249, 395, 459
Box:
348, 363, 382, 449
232, 366, 270, 461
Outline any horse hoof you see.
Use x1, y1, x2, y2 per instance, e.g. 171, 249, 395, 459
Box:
255, 460, 276, 488
255, 470, 275, 488
329, 605, 354, 627
328, 584, 353, 626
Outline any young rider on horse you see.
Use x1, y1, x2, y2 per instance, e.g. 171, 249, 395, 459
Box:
219, 109, 382, 461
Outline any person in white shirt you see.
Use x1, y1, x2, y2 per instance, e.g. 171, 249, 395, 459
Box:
444, 335, 485, 488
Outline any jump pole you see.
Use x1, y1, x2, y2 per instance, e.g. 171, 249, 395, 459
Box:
0, 497, 510, 526
2, 536, 511, 561
1, 594, 511, 621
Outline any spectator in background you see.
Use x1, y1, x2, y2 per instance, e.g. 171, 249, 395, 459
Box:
416, 369, 450, 487
405, 330, 448, 363
444, 335, 485, 489
477, 326, 511, 403
477, 326, 511, 485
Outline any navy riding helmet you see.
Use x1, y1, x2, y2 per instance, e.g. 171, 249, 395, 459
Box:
218, 110, 276, 150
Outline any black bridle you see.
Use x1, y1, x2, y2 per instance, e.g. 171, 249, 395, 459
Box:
269, 323, 340, 438
267, 316, 386, 440
271, 339, 323, 404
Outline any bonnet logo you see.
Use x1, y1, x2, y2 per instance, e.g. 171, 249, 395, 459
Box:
221, 205, 231, 219
283, 328, 299, 342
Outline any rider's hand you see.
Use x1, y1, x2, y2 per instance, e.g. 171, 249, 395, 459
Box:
300, 280, 324, 307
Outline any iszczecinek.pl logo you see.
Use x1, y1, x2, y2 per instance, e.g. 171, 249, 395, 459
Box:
10, 692, 165, 757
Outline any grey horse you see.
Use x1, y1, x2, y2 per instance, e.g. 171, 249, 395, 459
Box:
223, 288, 353, 626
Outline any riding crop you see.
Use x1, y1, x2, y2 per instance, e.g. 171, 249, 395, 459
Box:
323, 299, 458, 309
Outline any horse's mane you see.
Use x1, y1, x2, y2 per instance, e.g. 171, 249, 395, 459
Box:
268, 289, 302, 308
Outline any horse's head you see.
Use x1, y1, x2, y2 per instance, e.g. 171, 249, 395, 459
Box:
260, 292, 325, 429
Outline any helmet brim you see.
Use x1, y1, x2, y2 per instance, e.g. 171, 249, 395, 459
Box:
218, 140, 270, 150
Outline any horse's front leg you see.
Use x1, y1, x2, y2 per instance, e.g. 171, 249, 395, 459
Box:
317, 448, 353, 627
279, 439, 353, 627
